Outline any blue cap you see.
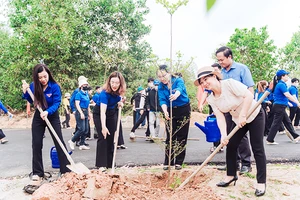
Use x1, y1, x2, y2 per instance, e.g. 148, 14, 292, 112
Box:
154, 80, 160, 85
276, 69, 290, 77
137, 86, 144, 92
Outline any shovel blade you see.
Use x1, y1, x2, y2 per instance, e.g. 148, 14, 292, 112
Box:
67, 163, 90, 174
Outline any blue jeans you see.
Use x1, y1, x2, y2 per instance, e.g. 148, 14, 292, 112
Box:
72, 109, 88, 145
135, 109, 145, 126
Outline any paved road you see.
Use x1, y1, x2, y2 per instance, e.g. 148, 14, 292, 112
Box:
1, 127, 300, 178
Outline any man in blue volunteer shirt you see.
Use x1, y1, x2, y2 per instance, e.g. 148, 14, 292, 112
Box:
216, 46, 254, 174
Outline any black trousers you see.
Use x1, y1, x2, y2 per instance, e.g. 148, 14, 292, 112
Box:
267, 104, 300, 142
289, 107, 300, 126
225, 113, 251, 167
265, 103, 285, 135
62, 110, 70, 127
164, 104, 191, 166
227, 108, 266, 183
95, 108, 118, 168
0, 129, 5, 139
32, 110, 70, 177
131, 110, 150, 136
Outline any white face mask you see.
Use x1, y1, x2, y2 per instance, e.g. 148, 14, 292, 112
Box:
148, 82, 154, 88
294, 82, 299, 87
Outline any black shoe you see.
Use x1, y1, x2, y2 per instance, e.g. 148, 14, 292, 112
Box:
216, 175, 238, 187
239, 166, 252, 175
163, 166, 169, 170
75, 142, 80, 147
255, 184, 266, 197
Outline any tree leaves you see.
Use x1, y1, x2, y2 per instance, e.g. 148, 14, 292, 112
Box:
227, 26, 278, 83
206, 0, 216, 12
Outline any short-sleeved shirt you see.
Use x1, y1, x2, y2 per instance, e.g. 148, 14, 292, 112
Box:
221, 62, 255, 88
22, 81, 61, 115
207, 79, 261, 124
92, 93, 100, 105
273, 80, 289, 106
75, 90, 90, 109
158, 76, 189, 107
98, 90, 121, 110
288, 85, 298, 107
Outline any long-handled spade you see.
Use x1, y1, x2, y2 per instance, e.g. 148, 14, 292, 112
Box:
178, 91, 270, 189
22, 80, 90, 174
111, 107, 122, 174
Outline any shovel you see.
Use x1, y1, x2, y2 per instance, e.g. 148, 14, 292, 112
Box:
178, 91, 270, 189
111, 107, 122, 174
22, 80, 90, 174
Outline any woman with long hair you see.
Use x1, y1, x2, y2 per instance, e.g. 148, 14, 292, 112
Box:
95, 71, 126, 170
22, 64, 70, 194
266, 70, 300, 144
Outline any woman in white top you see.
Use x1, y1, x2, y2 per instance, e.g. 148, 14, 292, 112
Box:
194, 66, 266, 197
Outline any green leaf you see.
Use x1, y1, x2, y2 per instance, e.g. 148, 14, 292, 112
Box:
206, 0, 216, 12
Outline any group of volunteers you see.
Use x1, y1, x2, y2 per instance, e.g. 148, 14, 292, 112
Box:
6, 45, 297, 197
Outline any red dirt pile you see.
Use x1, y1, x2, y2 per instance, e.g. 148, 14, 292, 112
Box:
32, 167, 221, 200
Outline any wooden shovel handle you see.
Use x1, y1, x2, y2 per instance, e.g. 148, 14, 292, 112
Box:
22, 80, 76, 165
178, 91, 270, 189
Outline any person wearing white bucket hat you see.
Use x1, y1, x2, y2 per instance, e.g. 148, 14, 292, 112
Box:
68, 78, 91, 150
194, 66, 267, 197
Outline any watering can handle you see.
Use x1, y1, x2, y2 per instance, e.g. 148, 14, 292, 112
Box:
50, 146, 55, 158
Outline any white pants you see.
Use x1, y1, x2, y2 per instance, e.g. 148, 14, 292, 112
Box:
149, 111, 160, 137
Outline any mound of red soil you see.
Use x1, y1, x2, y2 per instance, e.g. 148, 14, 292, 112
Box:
32, 167, 220, 200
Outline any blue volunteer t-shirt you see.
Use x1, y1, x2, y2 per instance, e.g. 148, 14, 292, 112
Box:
75, 90, 90, 109
288, 85, 298, 107
273, 80, 289, 106
22, 81, 61, 115
98, 90, 121, 109
158, 76, 189, 107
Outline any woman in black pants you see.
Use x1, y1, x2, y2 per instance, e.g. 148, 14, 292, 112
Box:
95, 71, 126, 170
266, 70, 300, 144
22, 64, 70, 193
157, 65, 191, 170
195, 66, 267, 197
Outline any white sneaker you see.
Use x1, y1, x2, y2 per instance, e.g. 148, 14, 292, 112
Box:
66, 127, 72, 129
266, 141, 279, 145
79, 145, 90, 150
129, 132, 135, 139
68, 140, 75, 150
278, 131, 286, 135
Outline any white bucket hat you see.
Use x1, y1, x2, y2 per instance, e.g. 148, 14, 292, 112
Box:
78, 79, 89, 87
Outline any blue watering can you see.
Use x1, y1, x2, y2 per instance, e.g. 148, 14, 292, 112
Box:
195, 114, 221, 142
50, 146, 72, 168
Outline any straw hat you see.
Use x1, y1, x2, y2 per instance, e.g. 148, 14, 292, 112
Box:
194, 66, 222, 86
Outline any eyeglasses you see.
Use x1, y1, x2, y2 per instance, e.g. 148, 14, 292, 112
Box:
157, 72, 168, 79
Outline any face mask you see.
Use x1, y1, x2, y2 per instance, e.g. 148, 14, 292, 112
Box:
148, 82, 154, 88
82, 86, 89, 91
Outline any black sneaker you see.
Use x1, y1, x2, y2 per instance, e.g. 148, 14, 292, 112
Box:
239, 166, 252, 175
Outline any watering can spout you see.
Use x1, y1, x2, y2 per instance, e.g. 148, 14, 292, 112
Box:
195, 122, 209, 135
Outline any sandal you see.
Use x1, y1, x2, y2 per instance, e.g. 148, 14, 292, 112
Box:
23, 185, 40, 194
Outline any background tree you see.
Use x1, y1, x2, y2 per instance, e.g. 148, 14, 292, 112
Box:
0, 0, 152, 111
226, 26, 278, 82
280, 29, 300, 77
